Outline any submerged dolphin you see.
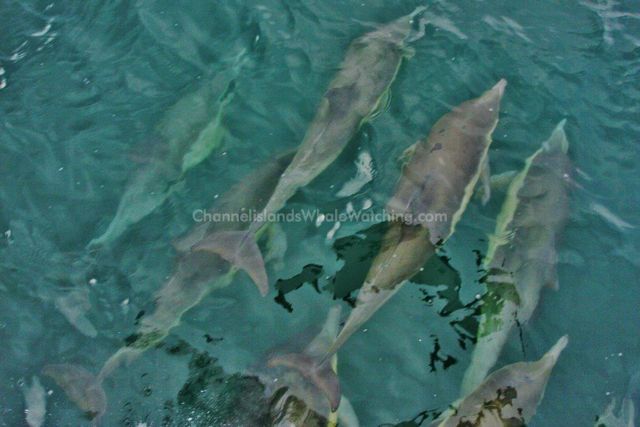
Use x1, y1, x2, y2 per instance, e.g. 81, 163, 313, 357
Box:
193, 7, 428, 295
264, 306, 359, 426
461, 120, 571, 395
88, 73, 235, 248
42, 151, 294, 421
274, 79, 507, 409
431, 335, 568, 426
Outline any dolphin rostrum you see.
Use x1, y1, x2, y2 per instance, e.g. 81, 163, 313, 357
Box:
276, 79, 507, 409
431, 335, 568, 426
192, 7, 428, 295
461, 120, 571, 395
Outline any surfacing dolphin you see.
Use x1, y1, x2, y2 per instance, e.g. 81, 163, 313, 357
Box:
273, 79, 507, 410
461, 120, 571, 395
42, 151, 294, 422
192, 7, 428, 296
431, 335, 568, 426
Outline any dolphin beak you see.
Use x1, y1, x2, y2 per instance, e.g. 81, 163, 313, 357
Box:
476, 78, 507, 109
491, 78, 507, 99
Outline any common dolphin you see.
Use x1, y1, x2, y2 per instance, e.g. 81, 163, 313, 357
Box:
88, 73, 235, 248
273, 79, 507, 410
431, 335, 568, 426
41, 151, 294, 421
193, 7, 428, 295
461, 120, 571, 395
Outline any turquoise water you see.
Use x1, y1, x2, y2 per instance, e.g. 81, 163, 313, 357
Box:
1, 0, 639, 426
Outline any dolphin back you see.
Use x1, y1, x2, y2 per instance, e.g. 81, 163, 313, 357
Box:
437, 336, 568, 427
387, 79, 506, 244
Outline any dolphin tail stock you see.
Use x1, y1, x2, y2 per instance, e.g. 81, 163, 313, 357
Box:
191, 230, 269, 296
97, 347, 144, 383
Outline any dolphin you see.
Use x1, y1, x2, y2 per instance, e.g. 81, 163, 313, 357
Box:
272, 79, 507, 410
193, 7, 428, 295
41, 151, 294, 421
88, 73, 235, 249
431, 335, 568, 426
461, 120, 571, 395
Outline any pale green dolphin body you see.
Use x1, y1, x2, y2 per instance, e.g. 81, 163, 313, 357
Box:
43, 152, 294, 422
431, 335, 568, 427
192, 7, 427, 295
276, 80, 507, 410
88, 73, 235, 248
461, 120, 571, 395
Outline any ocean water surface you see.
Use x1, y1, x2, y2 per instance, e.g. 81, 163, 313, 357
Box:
1, 0, 639, 426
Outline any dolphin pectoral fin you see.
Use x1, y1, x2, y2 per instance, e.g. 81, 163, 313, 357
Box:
398, 142, 418, 169
264, 223, 287, 269
491, 170, 518, 190
474, 170, 518, 202
192, 230, 269, 296
480, 156, 491, 206
268, 354, 341, 412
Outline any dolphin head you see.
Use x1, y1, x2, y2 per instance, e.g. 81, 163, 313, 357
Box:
543, 119, 569, 154
459, 79, 507, 136
364, 6, 427, 45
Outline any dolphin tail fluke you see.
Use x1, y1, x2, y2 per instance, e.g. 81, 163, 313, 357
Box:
268, 353, 341, 412
41, 363, 107, 422
192, 230, 269, 296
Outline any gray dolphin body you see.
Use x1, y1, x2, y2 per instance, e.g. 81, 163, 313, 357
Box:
461, 120, 571, 395
431, 335, 568, 427
325, 79, 506, 359
42, 152, 294, 422
88, 74, 235, 249
192, 7, 427, 295
276, 80, 506, 410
